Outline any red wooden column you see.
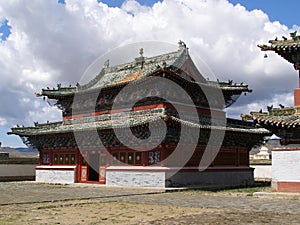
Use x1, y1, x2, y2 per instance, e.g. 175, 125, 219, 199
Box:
236, 148, 239, 166
299, 70, 300, 88
294, 70, 300, 106
38, 149, 42, 165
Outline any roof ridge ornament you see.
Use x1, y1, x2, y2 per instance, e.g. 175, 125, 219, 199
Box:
135, 47, 145, 69
139, 48, 144, 57
178, 40, 187, 50
178, 40, 189, 58
103, 59, 109, 69
290, 31, 300, 41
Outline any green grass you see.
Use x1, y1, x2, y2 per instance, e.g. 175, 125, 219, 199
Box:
185, 185, 270, 196
217, 186, 269, 193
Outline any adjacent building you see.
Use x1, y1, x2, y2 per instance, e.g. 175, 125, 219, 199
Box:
242, 32, 300, 192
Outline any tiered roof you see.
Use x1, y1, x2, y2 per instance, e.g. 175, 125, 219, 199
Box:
41, 43, 251, 106
9, 107, 268, 137
248, 32, 300, 135
258, 31, 300, 69
241, 107, 300, 129
241, 107, 300, 145
9, 41, 267, 143
41, 46, 195, 98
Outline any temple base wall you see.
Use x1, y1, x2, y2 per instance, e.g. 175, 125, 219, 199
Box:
36, 166, 76, 184
106, 166, 165, 188
106, 166, 254, 188
166, 168, 254, 188
272, 148, 300, 192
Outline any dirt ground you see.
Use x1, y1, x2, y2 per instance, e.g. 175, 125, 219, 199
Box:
1, 199, 300, 225
0, 182, 300, 224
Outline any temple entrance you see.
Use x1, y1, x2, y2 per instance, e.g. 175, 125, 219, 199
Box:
88, 153, 99, 182
79, 152, 106, 184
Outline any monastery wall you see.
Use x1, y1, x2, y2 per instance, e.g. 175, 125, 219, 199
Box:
251, 165, 272, 181
0, 164, 36, 181
0, 158, 37, 181
272, 148, 300, 192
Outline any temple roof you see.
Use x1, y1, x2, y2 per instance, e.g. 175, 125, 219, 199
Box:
241, 107, 300, 128
258, 31, 300, 69
79, 47, 191, 90
8, 108, 269, 137
241, 107, 300, 145
41, 45, 194, 97
40, 42, 251, 99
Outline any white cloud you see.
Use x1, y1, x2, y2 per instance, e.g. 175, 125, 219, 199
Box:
25, 104, 61, 125
0, 117, 7, 126
0, 0, 298, 146
226, 92, 295, 119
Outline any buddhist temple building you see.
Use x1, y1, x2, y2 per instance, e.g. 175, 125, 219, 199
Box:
242, 32, 300, 192
8, 41, 268, 188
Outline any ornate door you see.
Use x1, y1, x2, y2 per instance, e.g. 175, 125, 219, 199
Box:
99, 153, 107, 184
80, 155, 88, 182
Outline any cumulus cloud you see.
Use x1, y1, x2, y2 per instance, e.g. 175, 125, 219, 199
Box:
0, 118, 7, 126
0, 0, 298, 146
226, 92, 294, 118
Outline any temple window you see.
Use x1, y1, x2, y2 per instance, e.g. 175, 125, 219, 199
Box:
70, 154, 76, 164
112, 152, 119, 165
128, 152, 134, 164
111, 151, 143, 165
148, 150, 161, 165
53, 153, 76, 165
59, 155, 64, 164
120, 152, 126, 164
54, 154, 59, 164
135, 152, 142, 164
41, 152, 50, 165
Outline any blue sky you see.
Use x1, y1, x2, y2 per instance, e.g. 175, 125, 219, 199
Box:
0, 0, 299, 147
100, 0, 159, 7
228, 0, 300, 28
0, 19, 11, 41
100, 0, 300, 28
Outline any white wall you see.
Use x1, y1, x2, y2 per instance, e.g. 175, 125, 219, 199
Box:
106, 166, 165, 188
36, 166, 76, 184
272, 150, 300, 182
251, 165, 272, 181
106, 166, 255, 188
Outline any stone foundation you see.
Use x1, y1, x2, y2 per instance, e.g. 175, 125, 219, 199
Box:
106, 166, 254, 188
166, 168, 254, 188
106, 166, 165, 188
36, 166, 76, 184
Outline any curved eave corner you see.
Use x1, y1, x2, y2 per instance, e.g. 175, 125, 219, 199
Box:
40, 87, 76, 99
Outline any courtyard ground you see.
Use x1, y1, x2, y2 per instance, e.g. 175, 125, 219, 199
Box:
0, 182, 299, 224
